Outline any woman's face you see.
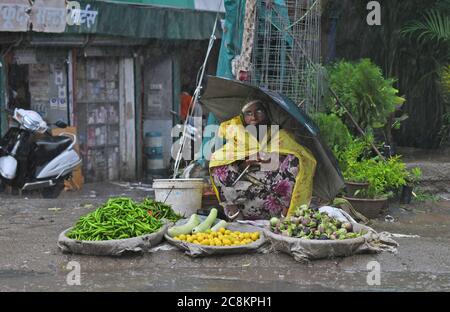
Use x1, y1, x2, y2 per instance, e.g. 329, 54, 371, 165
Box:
243, 103, 268, 126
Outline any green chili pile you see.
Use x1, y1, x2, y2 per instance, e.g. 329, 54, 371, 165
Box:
67, 197, 182, 241
139, 198, 181, 223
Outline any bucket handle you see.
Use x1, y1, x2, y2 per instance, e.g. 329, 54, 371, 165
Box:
163, 185, 175, 204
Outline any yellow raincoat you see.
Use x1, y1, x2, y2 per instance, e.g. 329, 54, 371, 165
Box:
210, 116, 317, 217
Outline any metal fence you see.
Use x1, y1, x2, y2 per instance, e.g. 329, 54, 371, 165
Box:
250, 0, 321, 112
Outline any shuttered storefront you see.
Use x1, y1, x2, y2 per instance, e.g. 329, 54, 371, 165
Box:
76, 57, 121, 182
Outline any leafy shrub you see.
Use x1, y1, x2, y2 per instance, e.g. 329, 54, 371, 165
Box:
413, 188, 440, 203
347, 156, 408, 199
439, 65, 450, 145
311, 113, 353, 153
336, 135, 409, 198
442, 65, 450, 101
337, 138, 370, 181
407, 167, 422, 186
326, 59, 405, 132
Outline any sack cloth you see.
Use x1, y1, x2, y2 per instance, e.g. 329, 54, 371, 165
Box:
263, 222, 398, 263
57, 223, 169, 256
165, 221, 270, 257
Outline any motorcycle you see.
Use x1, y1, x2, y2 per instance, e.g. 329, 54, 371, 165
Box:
0, 107, 82, 198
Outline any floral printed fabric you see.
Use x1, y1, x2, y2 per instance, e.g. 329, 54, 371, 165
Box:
210, 116, 317, 216
211, 154, 299, 220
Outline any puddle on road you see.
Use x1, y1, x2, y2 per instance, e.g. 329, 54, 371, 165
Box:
0, 269, 51, 279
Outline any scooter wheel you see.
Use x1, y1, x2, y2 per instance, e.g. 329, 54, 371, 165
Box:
41, 182, 64, 199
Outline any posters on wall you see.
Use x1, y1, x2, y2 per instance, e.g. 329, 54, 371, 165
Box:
28, 61, 68, 124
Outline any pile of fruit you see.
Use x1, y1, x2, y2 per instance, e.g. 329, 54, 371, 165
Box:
173, 228, 260, 247
167, 208, 261, 247
269, 205, 366, 240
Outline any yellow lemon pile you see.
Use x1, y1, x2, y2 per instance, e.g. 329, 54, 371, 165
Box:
173, 228, 260, 247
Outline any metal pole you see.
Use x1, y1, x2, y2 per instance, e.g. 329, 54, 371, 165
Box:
172, 7, 222, 178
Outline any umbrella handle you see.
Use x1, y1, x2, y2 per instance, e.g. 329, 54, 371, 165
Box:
232, 164, 250, 186
231, 127, 280, 186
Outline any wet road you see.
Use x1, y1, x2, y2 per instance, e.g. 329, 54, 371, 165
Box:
1, 182, 450, 291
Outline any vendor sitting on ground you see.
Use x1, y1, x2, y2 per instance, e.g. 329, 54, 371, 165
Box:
209, 99, 317, 221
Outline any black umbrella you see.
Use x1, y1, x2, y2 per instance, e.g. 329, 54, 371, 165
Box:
199, 76, 345, 202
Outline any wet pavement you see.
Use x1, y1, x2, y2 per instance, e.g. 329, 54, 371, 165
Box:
1, 182, 450, 292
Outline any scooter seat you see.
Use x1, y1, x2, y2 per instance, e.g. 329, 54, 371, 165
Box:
34, 136, 72, 154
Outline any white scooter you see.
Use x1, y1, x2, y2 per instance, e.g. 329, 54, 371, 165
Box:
0, 107, 82, 198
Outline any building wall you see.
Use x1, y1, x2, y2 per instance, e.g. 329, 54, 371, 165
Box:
139, 40, 220, 179
0, 37, 221, 182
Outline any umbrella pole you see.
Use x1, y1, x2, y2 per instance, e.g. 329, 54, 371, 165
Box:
232, 164, 250, 186
232, 127, 280, 186
172, 9, 221, 179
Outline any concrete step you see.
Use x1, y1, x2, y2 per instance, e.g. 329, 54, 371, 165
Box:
399, 147, 450, 196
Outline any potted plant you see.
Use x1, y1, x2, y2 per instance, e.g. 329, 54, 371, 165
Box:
343, 173, 370, 197
400, 167, 422, 204
310, 113, 369, 196
335, 138, 371, 196
343, 156, 408, 219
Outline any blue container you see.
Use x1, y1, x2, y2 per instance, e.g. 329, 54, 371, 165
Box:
145, 131, 165, 173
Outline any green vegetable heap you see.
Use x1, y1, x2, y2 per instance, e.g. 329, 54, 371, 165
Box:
270, 205, 366, 240
140, 198, 182, 223
67, 197, 182, 241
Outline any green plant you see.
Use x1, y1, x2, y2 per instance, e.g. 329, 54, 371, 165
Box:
406, 167, 422, 186
401, 9, 450, 45
439, 112, 450, 145
401, 2, 450, 147
311, 113, 353, 154
336, 137, 372, 180
442, 65, 450, 100
326, 59, 406, 132
439, 65, 450, 145
413, 189, 441, 202
346, 156, 409, 199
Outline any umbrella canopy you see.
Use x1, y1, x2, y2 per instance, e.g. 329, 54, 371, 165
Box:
199, 76, 345, 202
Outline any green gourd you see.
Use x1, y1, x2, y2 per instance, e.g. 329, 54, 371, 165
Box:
167, 214, 201, 237
211, 220, 228, 232
192, 208, 218, 233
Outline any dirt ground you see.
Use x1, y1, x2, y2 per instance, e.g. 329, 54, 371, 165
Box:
1, 182, 450, 291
